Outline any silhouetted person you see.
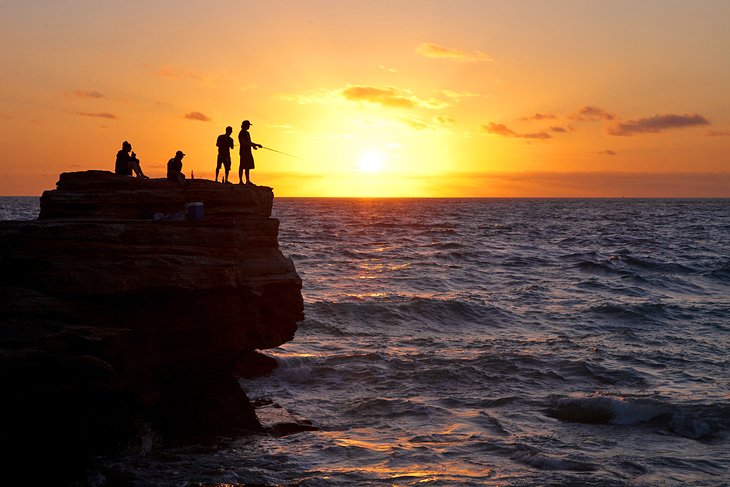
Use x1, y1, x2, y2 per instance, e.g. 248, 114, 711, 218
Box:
115, 141, 148, 178
167, 150, 186, 186
215, 126, 234, 183
238, 120, 262, 185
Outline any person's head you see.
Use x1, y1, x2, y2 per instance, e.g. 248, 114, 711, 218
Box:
122, 141, 132, 152
241, 120, 252, 130
175, 150, 185, 160
225, 126, 232, 135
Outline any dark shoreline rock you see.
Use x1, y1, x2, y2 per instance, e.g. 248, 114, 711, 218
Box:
0, 171, 304, 483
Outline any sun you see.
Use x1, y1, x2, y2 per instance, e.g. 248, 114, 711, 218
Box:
358, 150, 386, 173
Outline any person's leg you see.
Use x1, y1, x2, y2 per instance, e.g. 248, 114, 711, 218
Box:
238, 163, 243, 184
132, 161, 148, 178
245, 168, 250, 184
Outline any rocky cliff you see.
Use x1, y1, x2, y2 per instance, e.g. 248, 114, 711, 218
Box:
0, 171, 303, 481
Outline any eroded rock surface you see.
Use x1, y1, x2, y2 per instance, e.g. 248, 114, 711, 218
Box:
0, 171, 303, 481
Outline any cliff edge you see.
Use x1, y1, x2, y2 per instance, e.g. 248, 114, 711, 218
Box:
0, 171, 304, 480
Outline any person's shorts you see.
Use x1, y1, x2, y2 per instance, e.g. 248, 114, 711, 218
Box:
217, 153, 231, 171
240, 152, 255, 170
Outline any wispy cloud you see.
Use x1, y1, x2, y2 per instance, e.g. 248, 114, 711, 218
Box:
609, 113, 709, 136
400, 117, 430, 130
597, 149, 617, 156
549, 125, 573, 133
434, 115, 456, 126
278, 88, 340, 105
481, 122, 551, 140
280, 86, 450, 110
184, 111, 212, 122
379, 64, 398, 73
706, 129, 730, 137
440, 89, 482, 99
520, 113, 558, 121
416, 42, 492, 63
570, 106, 615, 121
341, 86, 448, 109
71, 90, 106, 99
75, 112, 117, 119
155, 65, 226, 83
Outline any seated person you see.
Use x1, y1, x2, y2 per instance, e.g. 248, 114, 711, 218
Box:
115, 141, 148, 178
167, 150, 187, 186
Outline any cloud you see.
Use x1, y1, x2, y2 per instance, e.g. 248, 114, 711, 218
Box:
341, 86, 448, 109
570, 106, 615, 121
481, 122, 551, 140
416, 42, 492, 63
155, 65, 226, 83
71, 90, 106, 99
520, 113, 558, 121
549, 125, 573, 133
597, 149, 617, 156
184, 111, 212, 122
400, 117, 430, 130
278, 89, 336, 105
280, 86, 449, 110
75, 112, 117, 119
379, 64, 398, 73
609, 113, 709, 136
434, 116, 456, 126
440, 89, 482, 99
707, 129, 730, 137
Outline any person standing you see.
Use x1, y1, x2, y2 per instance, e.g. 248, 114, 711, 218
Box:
167, 150, 186, 186
238, 120, 262, 185
115, 141, 148, 178
215, 126, 234, 183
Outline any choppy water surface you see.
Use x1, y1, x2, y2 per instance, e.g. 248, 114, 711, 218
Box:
3, 197, 729, 486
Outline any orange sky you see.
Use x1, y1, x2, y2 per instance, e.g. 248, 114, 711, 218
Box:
1, 0, 729, 197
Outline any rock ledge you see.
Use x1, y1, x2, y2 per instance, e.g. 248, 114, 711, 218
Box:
0, 171, 304, 481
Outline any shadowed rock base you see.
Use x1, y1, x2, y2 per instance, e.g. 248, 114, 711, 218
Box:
0, 171, 304, 483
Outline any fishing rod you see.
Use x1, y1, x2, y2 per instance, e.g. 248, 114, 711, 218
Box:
258, 145, 303, 160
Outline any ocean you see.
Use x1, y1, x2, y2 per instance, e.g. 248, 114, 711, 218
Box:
2, 197, 729, 486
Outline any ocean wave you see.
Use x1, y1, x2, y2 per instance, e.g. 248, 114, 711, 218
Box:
307, 297, 512, 329
343, 397, 446, 420
575, 261, 631, 276
511, 449, 596, 472
586, 301, 681, 322
546, 394, 729, 440
613, 255, 700, 274
706, 259, 730, 282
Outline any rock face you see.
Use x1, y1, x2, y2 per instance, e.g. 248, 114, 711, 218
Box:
0, 171, 303, 481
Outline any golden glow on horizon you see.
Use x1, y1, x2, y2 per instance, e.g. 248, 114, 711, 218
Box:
1, 2, 729, 197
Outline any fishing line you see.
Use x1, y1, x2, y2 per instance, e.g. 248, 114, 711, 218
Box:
259, 146, 303, 160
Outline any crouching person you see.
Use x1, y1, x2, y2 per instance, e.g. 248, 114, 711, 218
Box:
115, 141, 148, 178
167, 150, 187, 186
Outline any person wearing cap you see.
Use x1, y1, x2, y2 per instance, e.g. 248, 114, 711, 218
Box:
167, 150, 187, 186
238, 120, 262, 185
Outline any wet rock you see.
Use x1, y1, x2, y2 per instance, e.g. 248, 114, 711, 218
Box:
253, 398, 319, 437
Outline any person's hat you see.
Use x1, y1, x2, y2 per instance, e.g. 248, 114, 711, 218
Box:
241, 120, 252, 126
176, 150, 185, 157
